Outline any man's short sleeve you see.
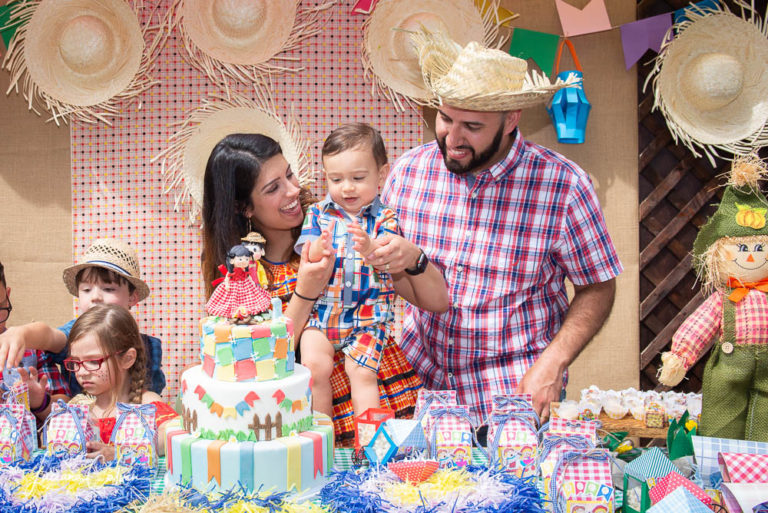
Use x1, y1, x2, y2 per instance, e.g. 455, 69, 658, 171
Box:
555, 173, 623, 286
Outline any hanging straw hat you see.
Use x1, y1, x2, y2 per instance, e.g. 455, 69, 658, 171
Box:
646, 3, 768, 165
174, 0, 333, 86
241, 231, 267, 244
1, 0, 168, 125
362, 0, 514, 110
410, 28, 575, 112
62, 238, 150, 301
153, 92, 313, 223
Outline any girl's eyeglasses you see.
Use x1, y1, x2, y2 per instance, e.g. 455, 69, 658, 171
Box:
63, 351, 125, 372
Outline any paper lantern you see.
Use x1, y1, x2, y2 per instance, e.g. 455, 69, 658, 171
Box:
546, 39, 590, 144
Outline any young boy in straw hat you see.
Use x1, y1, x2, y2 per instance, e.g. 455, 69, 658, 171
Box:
372, 29, 622, 441
0, 239, 165, 415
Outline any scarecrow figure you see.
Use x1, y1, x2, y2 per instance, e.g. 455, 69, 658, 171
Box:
659, 155, 768, 441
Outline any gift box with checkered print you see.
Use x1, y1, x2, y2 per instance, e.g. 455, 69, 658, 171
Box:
692, 435, 768, 487
718, 452, 768, 483
487, 410, 539, 477
111, 402, 157, 472
539, 433, 596, 507
549, 417, 600, 445
648, 471, 712, 506
0, 403, 37, 462
550, 448, 615, 513
647, 487, 713, 513
623, 447, 679, 513
426, 405, 475, 469
414, 389, 457, 428
43, 400, 95, 457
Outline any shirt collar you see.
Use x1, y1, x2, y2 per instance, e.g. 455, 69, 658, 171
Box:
318, 194, 383, 219
485, 128, 524, 181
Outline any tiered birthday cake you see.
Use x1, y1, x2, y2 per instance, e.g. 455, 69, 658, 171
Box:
166, 263, 333, 493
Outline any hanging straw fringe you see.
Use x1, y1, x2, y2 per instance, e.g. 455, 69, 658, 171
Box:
1, 0, 171, 126
152, 89, 313, 225
645, 0, 768, 166
361, 0, 510, 112
172, 0, 335, 90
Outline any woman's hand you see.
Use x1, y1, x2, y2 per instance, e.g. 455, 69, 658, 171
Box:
295, 227, 335, 298
365, 234, 421, 274
86, 440, 116, 461
17, 366, 48, 410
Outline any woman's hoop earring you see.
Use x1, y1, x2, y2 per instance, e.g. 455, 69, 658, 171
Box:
247, 216, 253, 233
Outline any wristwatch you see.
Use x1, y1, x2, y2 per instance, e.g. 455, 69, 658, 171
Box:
404, 249, 429, 275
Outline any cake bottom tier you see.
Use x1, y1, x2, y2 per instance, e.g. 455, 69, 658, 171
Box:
165, 413, 334, 494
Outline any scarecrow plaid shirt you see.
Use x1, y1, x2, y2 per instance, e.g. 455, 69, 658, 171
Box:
381, 132, 622, 424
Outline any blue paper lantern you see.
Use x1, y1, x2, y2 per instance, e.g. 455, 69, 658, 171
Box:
546, 70, 591, 144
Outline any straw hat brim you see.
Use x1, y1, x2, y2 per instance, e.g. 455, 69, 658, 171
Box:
653, 11, 768, 157
181, 0, 296, 66
63, 262, 150, 302
22, 0, 144, 107
363, 0, 486, 103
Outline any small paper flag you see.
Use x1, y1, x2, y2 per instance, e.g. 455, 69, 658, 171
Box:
555, 0, 612, 37
619, 14, 672, 69
509, 28, 561, 77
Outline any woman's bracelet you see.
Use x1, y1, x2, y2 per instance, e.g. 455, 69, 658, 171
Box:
31, 391, 51, 414
293, 289, 319, 302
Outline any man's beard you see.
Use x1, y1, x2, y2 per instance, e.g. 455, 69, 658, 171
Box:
436, 122, 505, 175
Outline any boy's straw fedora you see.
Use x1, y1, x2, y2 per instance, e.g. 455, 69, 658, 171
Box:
175, 0, 332, 85
63, 239, 150, 301
411, 29, 575, 112
153, 93, 312, 221
362, 0, 509, 109
646, 5, 768, 164
2, 0, 164, 125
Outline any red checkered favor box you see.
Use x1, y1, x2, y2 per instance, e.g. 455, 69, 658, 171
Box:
425, 404, 473, 468
551, 449, 615, 513
540, 431, 597, 506
0, 403, 37, 463
718, 453, 768, 483
43, 400, 95, 457
648, 471, 712, 505
487, 410, 539, 477
414, 389, 457, 427
550, 417, 600, 444
491, 393, 539, 426
111, 402, 158, 471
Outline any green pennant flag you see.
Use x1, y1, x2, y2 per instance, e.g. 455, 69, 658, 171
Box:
508, 27, 561, 78
0, 1, 23, 49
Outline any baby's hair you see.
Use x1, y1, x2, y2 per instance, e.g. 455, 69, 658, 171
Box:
76, 267, 136, 295
322, 123, 388, 167
68, 304, 147, 404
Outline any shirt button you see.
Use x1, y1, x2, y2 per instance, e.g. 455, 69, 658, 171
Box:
456, 265, 463, 273
471, 191, 478, 199
347, 252, 354, 258
465, 231, 471, 239
447, 372, 453, 378
453, 302, 460, 309
345, 281, 352, 287
447, 338, 454, 345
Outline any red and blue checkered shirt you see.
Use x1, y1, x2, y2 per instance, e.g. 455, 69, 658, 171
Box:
381, 132, 623, 424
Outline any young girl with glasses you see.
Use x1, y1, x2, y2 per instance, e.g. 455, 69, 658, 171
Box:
29, 303, 177, 460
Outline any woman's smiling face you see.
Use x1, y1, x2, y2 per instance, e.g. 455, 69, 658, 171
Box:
246, 154, 303, 232
719, 236, 768, 282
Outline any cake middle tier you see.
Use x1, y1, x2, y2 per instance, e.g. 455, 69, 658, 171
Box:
180, 364, 313, 440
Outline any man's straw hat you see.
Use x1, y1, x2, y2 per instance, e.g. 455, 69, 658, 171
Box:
646, 4, 768, 164
63, 238, 150, 302
411, 29, 575, 112
153, 92, 312, 223
174, 0, 333, 86
362, 0, 512, 110
2, 0, 166, 125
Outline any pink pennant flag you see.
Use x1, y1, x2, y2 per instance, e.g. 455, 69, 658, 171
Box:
351, 0, 377, 15
554, 0, 612, 37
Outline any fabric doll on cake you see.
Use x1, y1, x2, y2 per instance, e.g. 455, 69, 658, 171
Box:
659, 155, 768, 441
206, 238, 272, 322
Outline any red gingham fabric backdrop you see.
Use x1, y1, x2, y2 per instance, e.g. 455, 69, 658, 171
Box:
70, 1, 422, 402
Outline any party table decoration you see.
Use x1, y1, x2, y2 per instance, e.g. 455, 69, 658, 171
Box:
623, 447, 679, 513
387, 460, 439, 484
42, 400, 95, 457
0, 403, 36, 463
546, 39, 590, 144
646, 487, 713, 513
320, 464, 545, 513
718, 452, 768, 483
111, 402, 158, 471
0, 453, 149, 513
648, 471, 712, 506
354, 407, 394, 460
550, 449, 615, 513
487, 409, 539, 477
425, 405, 475, 468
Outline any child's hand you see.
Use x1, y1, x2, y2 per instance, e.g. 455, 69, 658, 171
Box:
348, 222, 380, 258
86, 440, 116, 461
16, 366, 48, 410
307, 222, 335, 263
0, 327, 28, 369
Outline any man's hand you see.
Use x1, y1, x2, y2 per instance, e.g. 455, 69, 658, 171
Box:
517, 350, 566, 422
364, 234, 421, 274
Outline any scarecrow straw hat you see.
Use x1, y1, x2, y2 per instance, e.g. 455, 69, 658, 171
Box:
153, 92, 313, 223
63, 238, 150, 301
2, 0, 167, 125
646, 3, 768, 164
362, 0, 513, 110
174, 0, 333, 86
411, 28, 575, 111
